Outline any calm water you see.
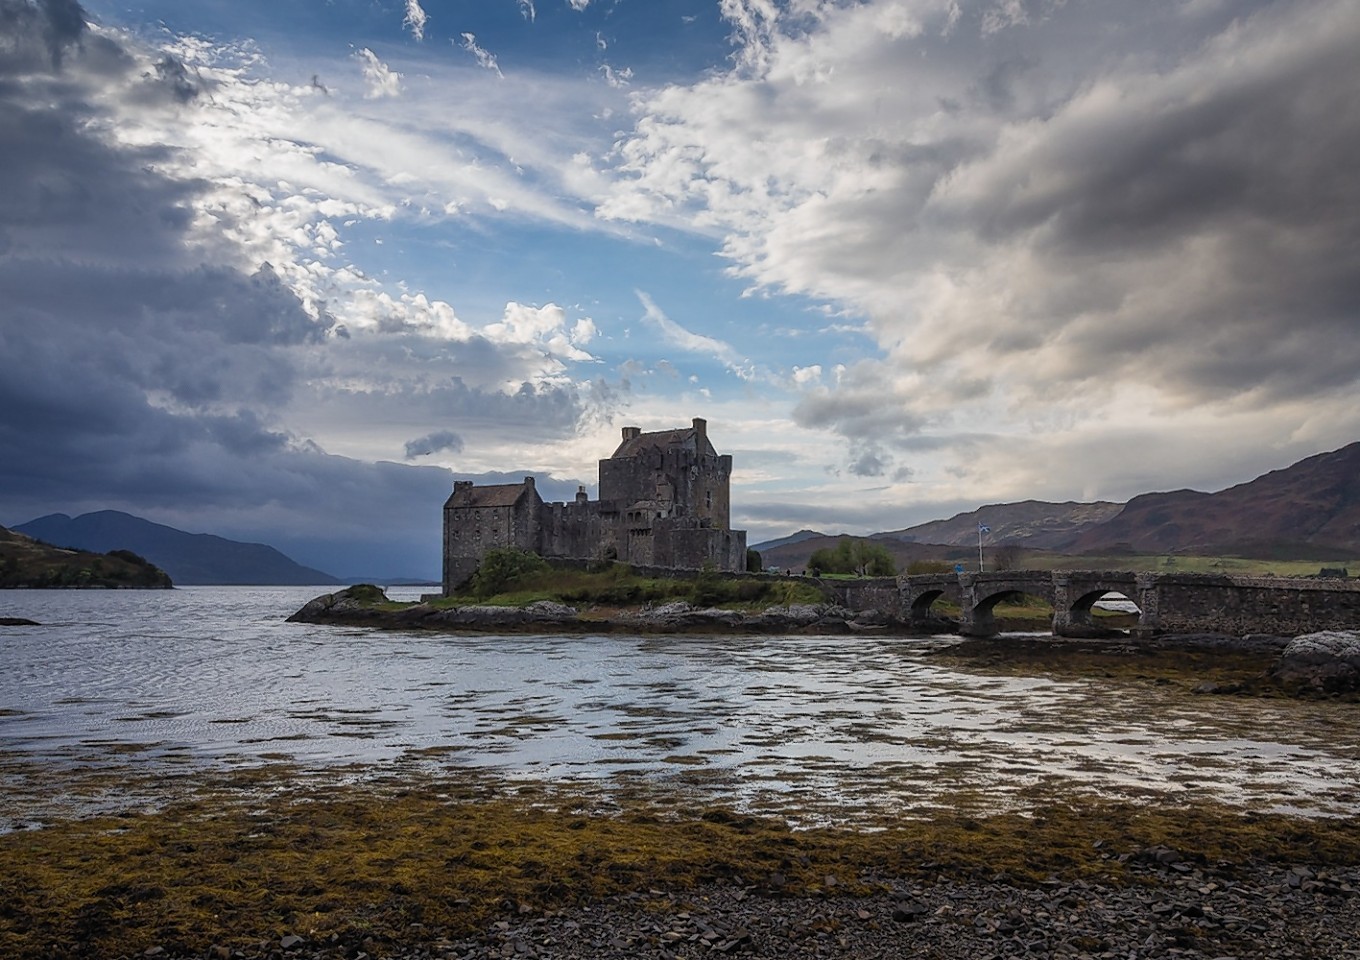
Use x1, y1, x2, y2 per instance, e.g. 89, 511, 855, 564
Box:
2, 586, 1357, 823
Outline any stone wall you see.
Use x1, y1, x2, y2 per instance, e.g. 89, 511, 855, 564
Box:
1140, 574, 1360, 636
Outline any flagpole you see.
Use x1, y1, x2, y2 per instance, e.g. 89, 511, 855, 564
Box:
978, 522, 984, 572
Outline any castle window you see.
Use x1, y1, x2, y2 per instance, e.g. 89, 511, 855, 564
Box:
706, 491, 713, 509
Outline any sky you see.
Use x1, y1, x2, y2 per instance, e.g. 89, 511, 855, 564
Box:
2, 0, 1358, 579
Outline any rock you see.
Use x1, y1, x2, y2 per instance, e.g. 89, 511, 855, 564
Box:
0, 617, 40, 626
286, 584, 391, 623
1137, 844, 1184, 865
279, 934, 305, 948
523, 600, 578, 619
892, 900, 929, 922
1269, 630, 1360, 694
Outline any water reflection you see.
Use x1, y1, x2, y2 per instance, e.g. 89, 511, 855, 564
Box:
1, 586, 1357, 821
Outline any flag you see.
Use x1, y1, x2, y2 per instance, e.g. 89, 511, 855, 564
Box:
978, 523, 990, 534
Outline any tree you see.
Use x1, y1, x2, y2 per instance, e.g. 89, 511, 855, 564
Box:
806, 537, 896, 577
991, 544, 1025, 572
469, 547, 547, 597
746, 548, 763, 573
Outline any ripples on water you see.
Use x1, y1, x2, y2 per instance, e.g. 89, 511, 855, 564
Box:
2, 586, 1357, 822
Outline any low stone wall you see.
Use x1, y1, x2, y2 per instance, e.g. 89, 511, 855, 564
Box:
1142, 574, 1360, 636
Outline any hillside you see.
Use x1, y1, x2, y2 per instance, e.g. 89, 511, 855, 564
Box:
0, 524, 172, 589
1072, 442, 1360, 558
749, 529, 829, 553
15, 511, 342, 586
879, 500, 1124, 550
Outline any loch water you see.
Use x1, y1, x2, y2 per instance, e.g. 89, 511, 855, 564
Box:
2, 586, 1357, 825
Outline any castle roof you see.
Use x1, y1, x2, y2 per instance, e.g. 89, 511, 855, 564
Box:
447, 482, 534, 508
611, 425, 716, 459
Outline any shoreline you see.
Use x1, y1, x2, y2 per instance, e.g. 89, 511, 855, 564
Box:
2, 766, 1358, 959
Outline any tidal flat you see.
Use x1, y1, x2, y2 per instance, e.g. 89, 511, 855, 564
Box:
3, 588, 1359, 957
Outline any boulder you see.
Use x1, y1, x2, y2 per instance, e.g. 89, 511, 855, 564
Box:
286, 585, 389, 623
1269, 630, 1360, 694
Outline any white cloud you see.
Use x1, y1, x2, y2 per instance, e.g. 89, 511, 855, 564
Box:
403, 0, 428, 41
354, 47, 402, 98
635, 290, 752, 379
519, 1, 537, 22
600, 64, 632, 88
459, 33, 504, 78
569, 0, 592, 11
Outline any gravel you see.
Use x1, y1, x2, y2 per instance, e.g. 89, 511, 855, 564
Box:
165, 857, 1359, 960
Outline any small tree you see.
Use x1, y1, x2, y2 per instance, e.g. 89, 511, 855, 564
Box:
746, 547, 763, 573
469, 548, 548, 598
991, 544, 1024, 572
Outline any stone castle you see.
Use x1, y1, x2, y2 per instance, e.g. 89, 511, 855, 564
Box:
443, 418, 748, 593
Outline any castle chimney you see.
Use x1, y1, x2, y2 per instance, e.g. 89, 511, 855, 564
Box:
692, 417, 707, 450
575, 484, 588, 504
622, 426, 641, 441
524, 476, 535, 489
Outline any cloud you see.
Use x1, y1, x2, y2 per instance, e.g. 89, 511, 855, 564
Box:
518, 1, 537, 23
354, 47, 401, 98
404, 430, 465, 459
599, 63, 632, 88
569, 0, 591, 11
0, 0, 617, 578
600, 0, 1360, 485
403, 0, 428, 42
635, 290, 748, 377
459, 32, 504, 78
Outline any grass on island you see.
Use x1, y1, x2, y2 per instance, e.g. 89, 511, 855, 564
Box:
374, 554, 832, 613
3, 768, 1360, 960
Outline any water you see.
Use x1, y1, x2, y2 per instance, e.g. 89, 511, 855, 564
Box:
2, 586, 1357, 824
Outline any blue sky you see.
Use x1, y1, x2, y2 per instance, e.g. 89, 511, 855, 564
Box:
3, 0, 1359, 579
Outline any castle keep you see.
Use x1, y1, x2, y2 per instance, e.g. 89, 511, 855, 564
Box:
443, 418, 748, 593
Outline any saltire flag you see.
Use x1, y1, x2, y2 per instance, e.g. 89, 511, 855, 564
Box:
978, 523, 990, 534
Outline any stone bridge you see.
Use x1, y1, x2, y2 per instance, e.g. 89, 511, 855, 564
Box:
895, 570, 1360, 638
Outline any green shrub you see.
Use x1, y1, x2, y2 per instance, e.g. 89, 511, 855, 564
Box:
470, 548, 549, 598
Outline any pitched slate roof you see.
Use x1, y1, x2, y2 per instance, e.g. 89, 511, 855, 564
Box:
612, 427, 715, 459
448, 483, 532, 508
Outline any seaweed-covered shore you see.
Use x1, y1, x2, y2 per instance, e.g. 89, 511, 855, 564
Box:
2, 767, 1359, 960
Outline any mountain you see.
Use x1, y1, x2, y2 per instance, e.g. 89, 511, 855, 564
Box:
0, 524, 172, 589
878, 500, 1124, 550
749, 529, 830, 553
1071, 442, 1360, 558
14, 511, 342, 586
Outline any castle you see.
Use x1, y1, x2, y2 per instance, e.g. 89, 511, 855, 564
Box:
443, 418, 748, 593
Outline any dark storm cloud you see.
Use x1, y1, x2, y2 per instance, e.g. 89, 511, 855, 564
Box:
921, 0, 1360, 409
404, 430, 465, 459
0, 0, 87, 72
0, 0, 592, 578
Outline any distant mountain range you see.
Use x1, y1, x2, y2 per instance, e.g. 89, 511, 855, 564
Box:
1069, 442, 1360, 559
15, 511, 343, 586
753, 440, 1360, 568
